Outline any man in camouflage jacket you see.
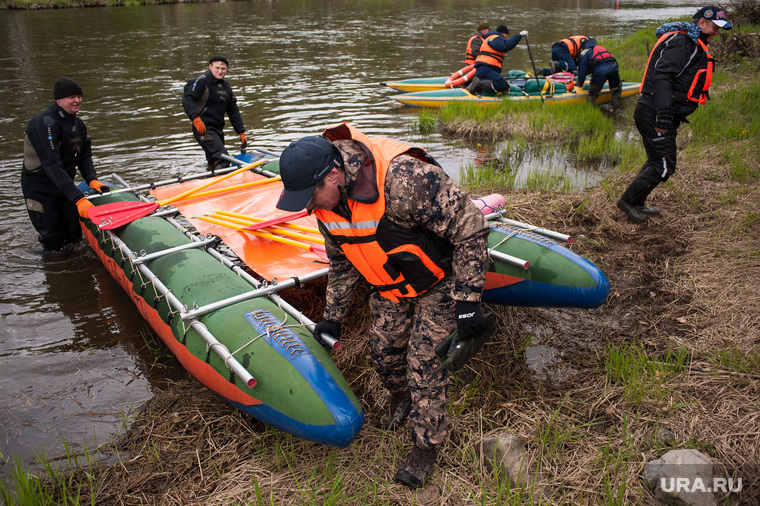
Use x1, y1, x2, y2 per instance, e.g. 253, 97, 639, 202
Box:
275, 122, 490, 488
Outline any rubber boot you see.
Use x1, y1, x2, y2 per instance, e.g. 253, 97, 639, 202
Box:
638, 205, 660, 215
375, 388, 411, 430
587, 82, 604, 105
610, 84, 623, 114
465, 76, 480, 94
395, 446, 439, 488
616, 199, 646, 223
476, 79, 494, 97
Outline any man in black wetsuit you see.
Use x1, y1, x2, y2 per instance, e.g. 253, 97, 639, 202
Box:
182, 55, 247, 169
21, 77, 110, 251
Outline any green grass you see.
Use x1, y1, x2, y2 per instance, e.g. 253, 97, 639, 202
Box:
603, 342, 690, 408
0, 441, 108, 506
711, 345, 760, 374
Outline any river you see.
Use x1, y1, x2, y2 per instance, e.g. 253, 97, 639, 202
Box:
0, 0, 699, 477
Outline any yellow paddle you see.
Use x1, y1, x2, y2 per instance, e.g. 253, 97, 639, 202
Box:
198, 214, 328, 261
207, 212, 324, 245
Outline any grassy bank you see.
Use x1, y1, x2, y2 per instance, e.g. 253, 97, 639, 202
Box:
2, 11, 760, 506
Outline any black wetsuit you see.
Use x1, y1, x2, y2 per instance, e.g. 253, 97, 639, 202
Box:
182, 71, 245, 168
21, 103, 97, 250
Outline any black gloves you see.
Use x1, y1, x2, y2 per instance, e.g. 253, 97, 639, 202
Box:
314, 320, 342, 350
455, 301, 487, 341
655, 115, 672, 131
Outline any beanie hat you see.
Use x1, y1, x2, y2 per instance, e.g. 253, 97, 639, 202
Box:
496, 24, 509, 34
477, 21, 490, 31
209, 55, 229, 66
54, 77, 83, 100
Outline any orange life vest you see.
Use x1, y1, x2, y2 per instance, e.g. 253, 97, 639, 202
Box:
640, 31, 713, 105
465, 34, 483, 64
475, 34, 505, 69
560, 36, 589, 59
317, 123, 453, 303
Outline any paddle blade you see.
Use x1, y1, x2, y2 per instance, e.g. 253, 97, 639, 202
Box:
87, 201, 160, 230
245, 210, 310, 231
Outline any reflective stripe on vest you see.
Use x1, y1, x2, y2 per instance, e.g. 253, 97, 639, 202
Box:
475, 34, 505, 68
640, 31, 713, 104
316, 123, 448, 302
465, 34, 482, 64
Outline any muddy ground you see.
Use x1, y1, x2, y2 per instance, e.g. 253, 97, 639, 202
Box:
42, 135, 759, 505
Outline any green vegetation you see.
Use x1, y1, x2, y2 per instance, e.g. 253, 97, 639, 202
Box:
604, 342, 690, 407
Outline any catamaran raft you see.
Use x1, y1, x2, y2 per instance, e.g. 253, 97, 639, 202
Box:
80, 143, 609, 447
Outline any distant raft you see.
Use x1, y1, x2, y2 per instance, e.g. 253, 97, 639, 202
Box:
380, 69, 576, 93
389, 80, 639, 108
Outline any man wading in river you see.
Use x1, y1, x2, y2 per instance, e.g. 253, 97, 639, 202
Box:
617, 5, 733, 223
21, 77, 110, 251
182, 55, 247, 170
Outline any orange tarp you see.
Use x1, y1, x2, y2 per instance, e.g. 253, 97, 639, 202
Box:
150, 171, 327, 281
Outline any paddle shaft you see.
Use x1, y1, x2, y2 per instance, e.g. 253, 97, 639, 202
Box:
198, 215, 328, 260
87, 164, 252, 200
209, 212, 324, 244
185, 176, 281, 199
215, 210, 320, 235
524, 36, 544, 103
159, 158, 271, 206
221, 154, 279, 178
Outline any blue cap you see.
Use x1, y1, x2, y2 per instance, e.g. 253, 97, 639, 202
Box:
694, 6, 732, 29
276, 136, 340, 212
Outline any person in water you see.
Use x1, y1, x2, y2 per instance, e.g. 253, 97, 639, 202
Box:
21, 77, 110, 251
182, 55, 247, 170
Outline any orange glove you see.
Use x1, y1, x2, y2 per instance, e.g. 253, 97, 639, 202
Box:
192, 117, 206, 135
89, 180, 110, 193
240, 132, 247, 150
75, 197, 94, 219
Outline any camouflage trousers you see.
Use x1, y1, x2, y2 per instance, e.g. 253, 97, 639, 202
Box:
369, 277, 456, 449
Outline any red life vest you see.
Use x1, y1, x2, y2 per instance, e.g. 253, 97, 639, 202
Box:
475, 34, 505, 69
316, 123, 452, 303
465, 34, 483, 65
560, 36, 589, 59
590, 45, 616, 63
640, 31, 713, 105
